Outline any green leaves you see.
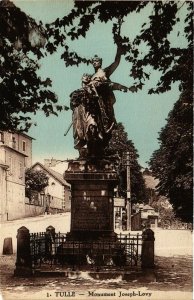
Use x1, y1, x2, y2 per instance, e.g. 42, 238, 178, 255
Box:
105, 122, 146, 201
133, 2, 192, 94
61, 48, 90, 67
149, 91, 193, 222
25, 168, 49, 193
45, 1, 192, 98
0, 1, 61, 132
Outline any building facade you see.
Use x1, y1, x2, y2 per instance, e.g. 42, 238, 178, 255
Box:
31, 162, 71, 213
0, 131, 33, 221
131, 204, 159, 230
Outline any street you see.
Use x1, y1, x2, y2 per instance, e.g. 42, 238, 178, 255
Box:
1, 213, 192, 257
0, 213, 70, 254
0, 213, 192, 300
0, 254, 192, 300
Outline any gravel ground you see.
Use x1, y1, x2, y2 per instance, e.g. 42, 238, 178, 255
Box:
0, 254, 192, 300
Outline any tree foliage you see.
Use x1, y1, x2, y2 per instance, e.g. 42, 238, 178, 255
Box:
151, 196, 176, 228
7, 1, 192, 220
25, 168, 49, 196
149, 90, 193, 222
0, 0, 61, 132
106, 122, 147, 202
47, 1, 192, 94
45, 1, 192, 219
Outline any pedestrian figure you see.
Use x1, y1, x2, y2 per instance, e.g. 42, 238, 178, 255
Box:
122, 210, 127, 231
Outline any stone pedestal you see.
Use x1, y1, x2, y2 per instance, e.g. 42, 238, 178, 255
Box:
64, 158, 118, 242
14, 226, 32, 276
141, 228, 155, 268
3, 237, 13, 255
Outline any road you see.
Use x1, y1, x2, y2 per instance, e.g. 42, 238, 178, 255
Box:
1, 213, 70, 254
0, 213, 192, 300
1, 213, 192, 257
0, 254, 192, 300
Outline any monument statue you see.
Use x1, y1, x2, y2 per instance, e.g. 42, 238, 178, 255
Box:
64, 40, 129, 259
70, 45, 129, 158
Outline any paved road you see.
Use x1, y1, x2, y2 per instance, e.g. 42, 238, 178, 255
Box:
1, 213, 192, 257
0, 214, 192, 300
0, 254, 192, 300
1, 213, 70, 254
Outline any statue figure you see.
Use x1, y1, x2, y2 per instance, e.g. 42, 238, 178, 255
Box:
70, 45, 129, 158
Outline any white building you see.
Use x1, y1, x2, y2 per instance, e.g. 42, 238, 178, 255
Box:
31, 162, 71, 213
0, 131, 33, 221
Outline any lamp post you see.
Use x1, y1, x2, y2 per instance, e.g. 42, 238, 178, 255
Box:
126, 151, 131, 231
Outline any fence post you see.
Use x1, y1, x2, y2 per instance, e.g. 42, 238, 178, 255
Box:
45, 225, 56, 259
14, 226, 32, 276
3, 237, 13, 255
46, 225, 55, 237
141, 227, 155, 268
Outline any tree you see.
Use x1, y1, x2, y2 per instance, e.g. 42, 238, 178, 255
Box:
46, 0, 192, 221
149, 91, 192, 222
0, 0, 62, 132
106, 122, 147, 202
151, 196, 176, 228
46, 1, 192, 95
33, 1, 193, 219
25, 168, 49, 198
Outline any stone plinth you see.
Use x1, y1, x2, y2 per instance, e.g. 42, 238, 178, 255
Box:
14, 226, 32, 276
64, 159, 118, 241
141, 228, 155, 268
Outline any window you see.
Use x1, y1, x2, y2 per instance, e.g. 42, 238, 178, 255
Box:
22, 140, 26, 152
19, 161, 23, 178
12, 137, 16, 149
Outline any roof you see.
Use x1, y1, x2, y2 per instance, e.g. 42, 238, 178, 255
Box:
31, 162, 70, 187
2, 130, 35, 140
19, 132, 35, 140
143, 204, 154, 210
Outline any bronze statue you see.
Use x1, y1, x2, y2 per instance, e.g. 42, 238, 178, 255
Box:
70, 45, 129, 158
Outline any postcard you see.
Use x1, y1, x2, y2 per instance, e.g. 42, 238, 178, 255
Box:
0, 1, 192, 300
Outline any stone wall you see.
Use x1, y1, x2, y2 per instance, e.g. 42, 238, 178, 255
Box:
24, 203, 45, 218
6, 181, 25, 221
0, 167, 7, 221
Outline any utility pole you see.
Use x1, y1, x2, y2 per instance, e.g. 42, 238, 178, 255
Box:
126, 151, 131, 231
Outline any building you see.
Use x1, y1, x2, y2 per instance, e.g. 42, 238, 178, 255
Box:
131, 204, 159, 231
114, 197, 125, 230
140, 204, 159, 228
31, 162, 71, 213
0, 131, 33, 221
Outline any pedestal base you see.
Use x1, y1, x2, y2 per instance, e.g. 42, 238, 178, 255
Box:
64, 158, 118, 241
66, 230, 117, 242
61, 158, 120, 266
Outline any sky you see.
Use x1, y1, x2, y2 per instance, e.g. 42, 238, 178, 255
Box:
13, 0, 186, 168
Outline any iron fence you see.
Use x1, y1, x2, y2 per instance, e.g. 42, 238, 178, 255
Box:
30, 232, 142, 271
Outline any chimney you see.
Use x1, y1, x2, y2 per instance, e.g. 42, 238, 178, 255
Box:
44, 159, 51, 167
44, 158, 57, 167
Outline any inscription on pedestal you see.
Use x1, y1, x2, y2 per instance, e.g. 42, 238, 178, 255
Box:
64, 159, 118, 239
71, 183, 113, 231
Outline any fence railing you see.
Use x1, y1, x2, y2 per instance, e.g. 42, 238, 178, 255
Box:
14, 226, 155, 276
30, 231, 142, 270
